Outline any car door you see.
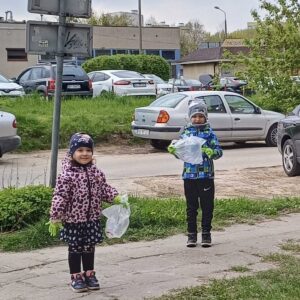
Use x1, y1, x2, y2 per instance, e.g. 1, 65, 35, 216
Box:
194, 95, 233, 139
90, 72, 111, 96
224, 94, 266, 138
16, 69, 32, 93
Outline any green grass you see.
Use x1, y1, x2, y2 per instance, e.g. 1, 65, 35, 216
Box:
0, 196, 299, 252
153, 246, 300, 300
0, 94, 153, 151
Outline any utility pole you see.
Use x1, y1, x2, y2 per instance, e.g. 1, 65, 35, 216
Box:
138, 0, 143, 54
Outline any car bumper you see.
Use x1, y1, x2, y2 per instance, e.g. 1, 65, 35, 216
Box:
0, 91, 25, 97
0, 135, 21, 156
131, 124, 182, 140
48, 91, 93, 97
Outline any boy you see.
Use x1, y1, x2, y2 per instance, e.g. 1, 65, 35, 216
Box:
168, 100, 223, 247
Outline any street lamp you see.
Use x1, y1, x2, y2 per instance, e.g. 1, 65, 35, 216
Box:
214, 6, 227, 39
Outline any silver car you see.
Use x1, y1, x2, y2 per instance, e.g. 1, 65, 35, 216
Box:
132, 91, 284, 149
0, 111, 21, 156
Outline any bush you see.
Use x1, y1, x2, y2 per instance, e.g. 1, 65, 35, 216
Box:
82, 54, 171, 81
0, 186, 52, 232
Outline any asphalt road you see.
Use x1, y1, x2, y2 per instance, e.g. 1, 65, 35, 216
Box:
0, 143, 282, 188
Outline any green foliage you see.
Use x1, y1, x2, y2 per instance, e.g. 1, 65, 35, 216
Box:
82, 54, 171, 81
0, 95, 153, 152
223, 0, 300, 113
0, 185, 52, 232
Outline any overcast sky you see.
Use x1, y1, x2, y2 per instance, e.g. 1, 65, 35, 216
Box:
1, 0, 274, 33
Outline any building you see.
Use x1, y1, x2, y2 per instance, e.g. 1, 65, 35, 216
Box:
0, 21, 180, 78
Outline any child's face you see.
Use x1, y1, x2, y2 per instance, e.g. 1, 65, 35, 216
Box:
191, 113, 206, 125
72, 147, 93, 165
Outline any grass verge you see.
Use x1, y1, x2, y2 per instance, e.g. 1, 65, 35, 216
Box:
0, 196, 299, 252
152, 241, 300, 300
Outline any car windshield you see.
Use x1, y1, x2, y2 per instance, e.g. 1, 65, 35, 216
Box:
53, 66, 86, 77
144, 74, 165, 84
0, 74, 9, 83
112, 71, 145, 78
149, 94, 187, 108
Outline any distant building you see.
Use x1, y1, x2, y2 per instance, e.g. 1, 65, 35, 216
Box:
247, 22, 257, 29
107, 10, 143, 26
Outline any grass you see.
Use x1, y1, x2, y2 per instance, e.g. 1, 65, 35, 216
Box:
0, 196, 299, 252
152, 242, 300, 300
0, 94, 153, 151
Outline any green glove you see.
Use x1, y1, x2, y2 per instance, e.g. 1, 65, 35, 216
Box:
45, 220, 63, 237
167, 144, 176, 155
113, 195, 129, 208
202, 147, 214, 158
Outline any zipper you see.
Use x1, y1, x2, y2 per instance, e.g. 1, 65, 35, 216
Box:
85, 166, 92, 221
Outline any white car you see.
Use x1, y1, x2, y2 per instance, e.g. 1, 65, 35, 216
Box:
0, 111, 21, 156
143, 74, 176, 96
132, 91, 285, 149
87, 70, 156, 97
0, 73, 24, 97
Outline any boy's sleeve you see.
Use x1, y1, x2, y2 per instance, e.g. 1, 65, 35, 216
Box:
50, 174, 71, 221
207, 130, 223, 160
98, 171, 118, 203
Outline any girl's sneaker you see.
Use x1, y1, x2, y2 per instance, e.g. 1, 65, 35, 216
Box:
85, 271, 100, 290
71, 273, 88, 293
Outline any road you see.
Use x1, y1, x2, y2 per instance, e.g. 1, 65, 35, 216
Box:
0, 143, 282, 188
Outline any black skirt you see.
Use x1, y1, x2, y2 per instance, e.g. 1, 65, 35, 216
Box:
60, 220, 103, 246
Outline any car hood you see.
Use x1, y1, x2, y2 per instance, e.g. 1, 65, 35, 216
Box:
262, 109, 285, 118
156, 83, 173, 89
0, 82, 22, 89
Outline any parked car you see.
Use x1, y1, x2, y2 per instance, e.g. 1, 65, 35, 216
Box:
143, 74, 175, 96
132, 91, 284, 149
14, 63, 93, 98
0, 73, 24, 97
277, 104, 300, 176
0, 111, 21, 157
88, 70, 156, 97
220, 77, 247, 94
168, 78, 203, 92
198, 74, 215, 90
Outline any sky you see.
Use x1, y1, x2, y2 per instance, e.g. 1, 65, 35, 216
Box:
1, 0, 274, 33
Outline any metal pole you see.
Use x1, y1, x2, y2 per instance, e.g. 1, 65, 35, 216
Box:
214, 6, 227, 39
138, 0, 143, 54
49, 0, 66, 188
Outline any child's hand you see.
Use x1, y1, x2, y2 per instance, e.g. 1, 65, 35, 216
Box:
113, 195, 129, 208
45, 220, 63, 237
167, 144, 176, 155
202, 147, 214, 158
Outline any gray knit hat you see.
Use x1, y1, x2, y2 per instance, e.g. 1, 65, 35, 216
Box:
188, 100, 208, 120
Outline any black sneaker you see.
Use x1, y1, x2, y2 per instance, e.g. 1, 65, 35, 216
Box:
85, 271, 100, 290
71, 273, 88, 293
186, 233, 197, 247
201, 232, 212, 247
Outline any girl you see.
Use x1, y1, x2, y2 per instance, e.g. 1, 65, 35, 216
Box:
47, 132, 120, 292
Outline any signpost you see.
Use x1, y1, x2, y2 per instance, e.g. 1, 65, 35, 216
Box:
26, 0, 92, 187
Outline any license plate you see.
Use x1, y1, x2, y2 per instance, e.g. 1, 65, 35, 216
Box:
133, 83, 146, 87
68, 84, 80, 89
135, 129, 149, 135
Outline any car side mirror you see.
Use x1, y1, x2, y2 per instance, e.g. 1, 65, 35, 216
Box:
10, 77, 17, 82
255, 107, 261, 114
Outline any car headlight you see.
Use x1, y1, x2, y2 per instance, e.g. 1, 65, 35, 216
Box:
16, 87, 24, 92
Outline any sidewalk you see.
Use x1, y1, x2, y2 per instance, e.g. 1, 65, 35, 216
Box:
1, 213, 299, 300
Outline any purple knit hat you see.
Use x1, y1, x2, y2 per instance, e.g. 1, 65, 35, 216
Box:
69, 133, 94, 156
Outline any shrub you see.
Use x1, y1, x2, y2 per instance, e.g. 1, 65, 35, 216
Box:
82, 54, 171, 80
0, 186, 52, 232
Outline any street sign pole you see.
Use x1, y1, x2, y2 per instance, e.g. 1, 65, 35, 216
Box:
49, 0, 66, 188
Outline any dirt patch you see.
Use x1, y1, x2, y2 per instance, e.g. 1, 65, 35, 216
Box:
118, 166, 300, 199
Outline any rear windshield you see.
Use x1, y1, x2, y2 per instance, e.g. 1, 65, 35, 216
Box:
149, 94, 187, 108
0, 74, 9, 83
112, 71, 145, 78
53, 66, 86, 77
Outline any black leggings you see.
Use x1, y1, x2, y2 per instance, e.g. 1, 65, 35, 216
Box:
184, 178, 215, 234
68, 244, 95, 274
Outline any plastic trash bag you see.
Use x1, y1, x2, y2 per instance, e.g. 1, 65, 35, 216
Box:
102, 195, 130, 238
171, 136, 206, 164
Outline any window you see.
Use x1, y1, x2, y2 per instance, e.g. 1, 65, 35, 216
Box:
6, 48, 27, 61
161, 50, 175, 60
95, 49, 111, 56
93, 72, 109, 82
195, 95, 226, 113
146, 50, 159, 55
150, 94, 186, 108
30, 68, 43, 80
18, 70, 31, 83
112, 49, 127, 55
225, 95, 255, 114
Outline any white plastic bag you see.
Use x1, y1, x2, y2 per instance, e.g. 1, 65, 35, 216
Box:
171, 136, 206, 164
102, 195, 130, 239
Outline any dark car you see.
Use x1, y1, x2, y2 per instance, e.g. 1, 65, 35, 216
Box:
277, 104, 300, 176
220, 77, 248, 94
168, 78, 203, 92
198, 74, 215, 90
14, 63, 93, 98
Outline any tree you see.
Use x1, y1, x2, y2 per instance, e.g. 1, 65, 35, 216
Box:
228, 0, 300, 112
180, 20, 208, 56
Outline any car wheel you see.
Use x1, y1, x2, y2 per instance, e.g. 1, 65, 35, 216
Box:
150, 139, 171, 150
265, 124, 278, 147
282, 139, 300, 176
